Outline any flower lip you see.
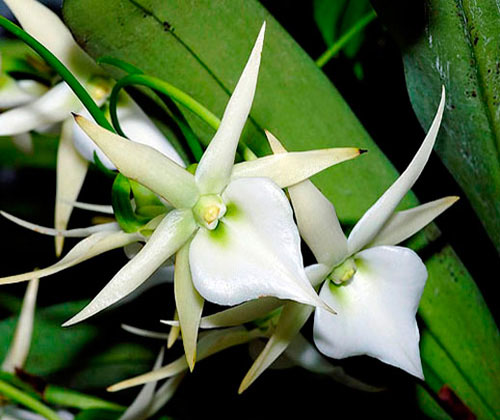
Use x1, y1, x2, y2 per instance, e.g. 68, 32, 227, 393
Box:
192, 194, 227, 230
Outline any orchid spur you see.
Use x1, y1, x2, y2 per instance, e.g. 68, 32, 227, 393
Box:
0, 0, 184, 255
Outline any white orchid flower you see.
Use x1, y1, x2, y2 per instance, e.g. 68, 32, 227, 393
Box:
234, 88, 459, 392
0, 0, 184, 256
50, 22, 366, 373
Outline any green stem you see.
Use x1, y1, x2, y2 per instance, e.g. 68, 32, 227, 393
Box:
0, 16, 113, 132
45, 385, 124, 412
316, 10, 377, 68
109, 73, 257, 161
0, 379, 63, 420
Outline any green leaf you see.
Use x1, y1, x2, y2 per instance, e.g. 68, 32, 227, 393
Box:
378, 0, 500, 253
60, 0, 498, 416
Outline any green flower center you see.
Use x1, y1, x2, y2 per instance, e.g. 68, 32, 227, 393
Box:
192, 194, 227, 230
328, 258, 357, 285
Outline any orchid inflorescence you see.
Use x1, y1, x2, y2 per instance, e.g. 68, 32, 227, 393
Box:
0, 0, 458, 416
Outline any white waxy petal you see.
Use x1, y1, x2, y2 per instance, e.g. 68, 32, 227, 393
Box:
55, 118, 90, 255
174, 241, 204, 371
347, 88, 446, 255
0, 230, 139, 285
74, 115, 199, 208
2, 278, 39, 372
66, 201, 114, 214
63, 210, 196, 326
195, 23, 265, 194
119, 348, 164, 420
109, 327, 264, 391
239, 301, 313, 393
231, 147, 361, 189
121, 324, 169, 340
189, 178, 332, 310
3, 0, 100, 78
0, 210, 118, 237
285, 333, 380, 392
0, 76, 46, 108
147, 373, 185, 417
370, 196, 459, 247
0, 83, 80, 136
162, 297, 282, 329
313, 246, 427, 379
266, 131, 348, 266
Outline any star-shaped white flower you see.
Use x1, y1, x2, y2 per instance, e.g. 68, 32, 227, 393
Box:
0, 0, 184, 255
234, 88, 457, 391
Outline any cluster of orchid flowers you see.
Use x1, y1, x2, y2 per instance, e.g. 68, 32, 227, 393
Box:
0, 0, 458, 417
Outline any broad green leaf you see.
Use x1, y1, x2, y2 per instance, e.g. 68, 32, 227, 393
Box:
377, 0, 500, 253
60, 0, 498, 416
0, 132, 57, 169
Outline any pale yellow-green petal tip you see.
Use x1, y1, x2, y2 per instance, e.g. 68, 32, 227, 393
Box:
187, 353, 196, 372
55, 235, 64, 258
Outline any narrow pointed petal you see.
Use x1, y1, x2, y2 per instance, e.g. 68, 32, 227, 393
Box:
167, 310, 180, 348
0, 210, 118, 237
148, 373, 185, 417
314, 246, 427, 379
2, 278, 39, 372
0, 77, 46, 108
117, 98, 185, 167
231, 148, 361, 188
119, 348, 164, 420
195, 23, 265, 194
0, 230, 138, 285
121, 324, 169, 340
109, 327, 263, 391
266, 131, 348, 266
74, 115, 199, 208
63, 210, 196, 326
174, 242, 204, 371
3, 0, 99, 77
66, 201, 113, 214
239, 302, 313, 393
190, 178, 332, 311
347, 88, 446, 254
370, 196, 460, 247
162, 297, 282, 329
285, 333, 381, 392
55, 118, 89, 255
0, 83, 79, 136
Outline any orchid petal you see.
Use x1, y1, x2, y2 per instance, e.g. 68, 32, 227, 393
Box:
2, 278, 39, 372
117, 97, 185, 167
148, 373, 185, 417
231, 147, 361, 189
174, 241, 204, 371
167, 310, 180, 348
0, 210, 118, 237
285, 333, 381, 392
0, 77, 46, 108
63, 210, 196, 326
313, 246, 427, 379
109, 327, 263, 391
0, 83, 80, 136
65, 201, 113, 214
370, 196, 459, 247
3, 0, 100, 77
0, 230, 139, 285
347, 88, 446, 254
119, 348, 164, 420
195, 23, 265, 194
121, 324, 169, 340
74, 115, 199, 208
55, 118, 89, 255
162, 297, 282, 329
190, 178, 332, 311
239, 301, 313, 393
266, 131, 348, 266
